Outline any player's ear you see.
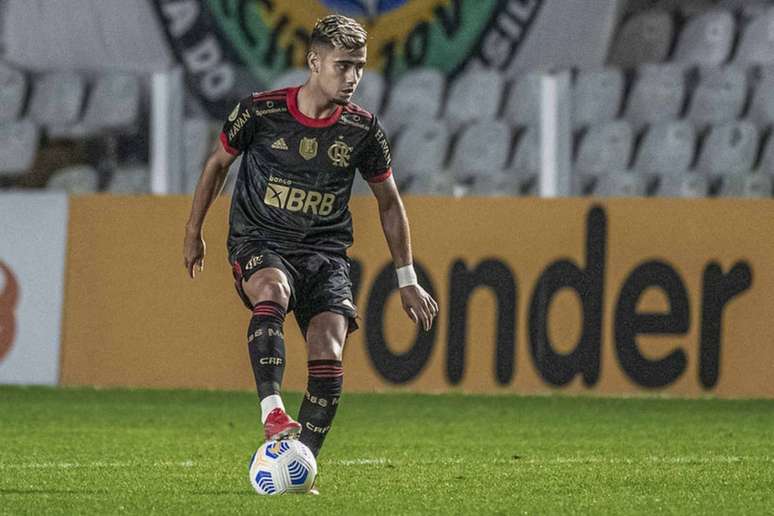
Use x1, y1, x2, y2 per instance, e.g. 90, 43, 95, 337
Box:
307, 49, 320, 74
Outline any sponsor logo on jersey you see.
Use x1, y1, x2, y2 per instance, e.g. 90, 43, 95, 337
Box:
373, 127, 392, 166
227, 108, 251, 140
271, 138, 289, 150
264, 183, 336, 216
245, 255, 263, 271
299, 137, 318, 160
227, 104, 240, 122
328, 138, 353, 168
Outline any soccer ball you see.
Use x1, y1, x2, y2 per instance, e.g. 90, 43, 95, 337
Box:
248, 439, 318, 495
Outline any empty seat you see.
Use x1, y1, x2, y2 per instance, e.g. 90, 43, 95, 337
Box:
0, 120, 40, 175
403, 170, 454, 196
596, 171, 648, 197
29, 72, 86, 127
351, 71, 386, 115
449, 121, 512, 182
183, 118, 214, 193
445, 68, 505, 132
575, 121, 633, 176
468, 172, 519, 197
718, 0, 772, 20
657, 172, 710, 197
686, 66, 747, 129
83, 74, 141, 131
108, 166, 150, 194
0, 62, 26, 121
509, 127, 539, 176
734, 7, 774, 64
719, 173, 773, 197
756, 131, 774, 173
381, 69, 444, 133
392, 119, 449, 177
624, 64, 685, 130
673, 10, 735, 66
270, 68, 308, 90
634, 121, 697, 176
503, 72, 542, 127
608, 10, 674, 67
746, 67, 774, 126
696, 122, 758, 175
572, 68, 624, 130
46, 165, 99, 194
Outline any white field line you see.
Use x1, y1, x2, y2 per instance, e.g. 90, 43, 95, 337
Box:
1, 456, 771, 470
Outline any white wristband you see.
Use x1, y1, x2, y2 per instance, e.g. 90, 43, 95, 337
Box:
396, 264, 418, 288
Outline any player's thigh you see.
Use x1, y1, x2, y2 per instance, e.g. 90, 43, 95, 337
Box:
304, 311, 348, 360
232, 249, 296, 308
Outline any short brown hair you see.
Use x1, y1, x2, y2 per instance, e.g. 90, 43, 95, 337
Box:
310, 14, 368, 50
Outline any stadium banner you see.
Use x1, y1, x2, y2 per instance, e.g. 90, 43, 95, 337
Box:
0, 193, 69, 385
151, 0, 616, 116
60, 197, 774, 398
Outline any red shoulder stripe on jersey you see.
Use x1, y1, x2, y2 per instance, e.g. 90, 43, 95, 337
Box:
220, 132, 239, 156
344, 102, 373, 119
367, 167, 392, 184
253, 87, 292, 99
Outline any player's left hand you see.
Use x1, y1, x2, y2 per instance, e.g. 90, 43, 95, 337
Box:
399, 285, 439, 331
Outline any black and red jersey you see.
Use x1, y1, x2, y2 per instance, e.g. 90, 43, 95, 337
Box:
220, 86, 393, 259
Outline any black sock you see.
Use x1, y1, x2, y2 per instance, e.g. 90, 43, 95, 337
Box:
247, 301, 287, 400
298, 360, 343, 457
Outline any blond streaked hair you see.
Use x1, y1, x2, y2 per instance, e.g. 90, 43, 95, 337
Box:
310, 14, 368, 50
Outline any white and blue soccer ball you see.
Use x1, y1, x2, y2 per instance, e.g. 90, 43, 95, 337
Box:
248, 439, 318, 495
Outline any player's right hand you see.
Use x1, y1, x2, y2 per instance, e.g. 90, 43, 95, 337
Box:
183, 229, 206, 278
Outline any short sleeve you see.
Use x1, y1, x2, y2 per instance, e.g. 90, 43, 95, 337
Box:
220, 97, 256, 155
357, 117, 393, 183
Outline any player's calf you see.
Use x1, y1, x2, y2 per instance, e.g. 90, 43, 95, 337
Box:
297, 359, 343, 456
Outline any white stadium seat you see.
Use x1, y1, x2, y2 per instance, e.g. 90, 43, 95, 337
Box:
29, 72, 86, 127
746, 66, 774, 126
468, 172, 520, 197
46, 165, 99, 194
634, 121, 697, 176
696, 122, 758, 176
608, 10, 674, 67
719, 173, 772, 197
404, 170, 454, 196
0, 120, 40, 175
575, 121, 633, 176
0, 62, 26, 122
391, 119, 450, 178
673, 10, 735, 66
624, 64, 685, 131
449, 120, 512, 182
734, 7, 774, 64
573, 68, 624, 130
351, 71, 386, 115
381, 69, 444, 134
503, 72, 542, 128
83, 74, 141, 131
596, 171, 648, 197
445, 68, 505, 132
657, 172, 710, 197
183, 118, 214, 193
685, 66, 747, 129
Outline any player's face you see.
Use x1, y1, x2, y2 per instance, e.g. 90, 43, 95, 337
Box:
316, 46, 366, 105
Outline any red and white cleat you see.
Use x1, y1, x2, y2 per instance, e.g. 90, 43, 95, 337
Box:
263, 408, 302, 441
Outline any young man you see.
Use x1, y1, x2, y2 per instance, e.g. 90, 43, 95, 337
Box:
183, 14, 438, 459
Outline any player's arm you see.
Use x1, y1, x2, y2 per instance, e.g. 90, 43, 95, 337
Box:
183, 141, 237, 278
369, 176, 439, 331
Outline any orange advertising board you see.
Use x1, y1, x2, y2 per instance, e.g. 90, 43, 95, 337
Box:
61, 197, 774, 398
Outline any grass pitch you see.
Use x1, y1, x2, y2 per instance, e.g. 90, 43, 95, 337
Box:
1, 387, 772, 515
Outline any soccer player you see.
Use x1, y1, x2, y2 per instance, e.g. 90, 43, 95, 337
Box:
183, 15, 438, 460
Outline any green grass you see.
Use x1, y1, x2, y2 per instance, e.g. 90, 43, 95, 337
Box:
1, 387, 772, 515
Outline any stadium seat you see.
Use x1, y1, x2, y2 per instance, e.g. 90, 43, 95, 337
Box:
718, 0, 772, 20
624, 64, 686, 131
607, 10, 674, 67
746, 66, 774, 126
391, 119, 450, 178
269, 68, 308, 90
468, 172, 520, 197
695, 122, 758, 175
183, 118, 214, 193
46, 165, 99, 194
449, 120, 512, 182
572, 68, 624, 130
381, 69, 444, 133
733, 7, 774, 64
719, 172, 773, 197
575, 121, 633, 177
657, 172, 710, 197
83, 74, 141, 131
0, 62, 26, 122
595, 171, 648, 197
509, 126, 539, 176
403, 170, 454, 196
677, 0, 722, 17
685, 66, 747, 129
673, 10, 735, 66
503, 72, 542, 128
351, 71, 386, 115
0, 120, 40, 175
634, 121, 697, 176
756, 131, 774, 174
445, 68, 505, 132
29, 72, 86, 127
108, 166, 150, 194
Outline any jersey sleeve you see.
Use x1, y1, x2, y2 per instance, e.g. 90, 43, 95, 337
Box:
357, 117, 393, 183
220, 97, 257, 155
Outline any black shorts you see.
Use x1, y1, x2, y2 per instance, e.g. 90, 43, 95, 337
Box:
231, 244, 359, 337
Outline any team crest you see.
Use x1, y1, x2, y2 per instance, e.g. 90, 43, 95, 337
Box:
299, 137, 318, 160
328, 139, 353, 168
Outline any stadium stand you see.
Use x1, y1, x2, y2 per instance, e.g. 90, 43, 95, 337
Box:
634, 120, 697, 177
503, 72, 542, 128
734, 6, 774, 64
575, 121, 634, 177
445, 68, 505, 133
391, 119, 450, 180
596, 171, 648, 196
657, 171, 711, 197
449, 120, 512, 184
719, 172, 773, 197
508, 127, 540, 194
572, 68, 624, 130
0, 61, 26, 122
46, 165, 99, 194
624, 64, 686, 131
29, 72, 86, 128
607, 9, 675, 68
695, 121, 758, 176
381, 69, 444, 134
685, 66, 747, 129
351, 71, 386, 116
0, 120, 39, 175
672, 10, 735, 66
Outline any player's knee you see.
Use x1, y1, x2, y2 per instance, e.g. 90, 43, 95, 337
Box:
243, 269, 290, 306
306, 315, 347, 360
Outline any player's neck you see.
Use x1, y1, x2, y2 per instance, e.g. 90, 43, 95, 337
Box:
296, 83, 339, 119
